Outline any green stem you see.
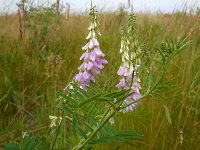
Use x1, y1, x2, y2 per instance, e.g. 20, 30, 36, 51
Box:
74, 110, 116, 150
50, 108, 65, 150
99, 106, 112, 125
73, 68, 166, 150
50, 92, 71, 150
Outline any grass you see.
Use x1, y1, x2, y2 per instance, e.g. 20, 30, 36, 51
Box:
0, 9, 200, 150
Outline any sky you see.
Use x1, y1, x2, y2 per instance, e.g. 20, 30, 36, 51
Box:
0, 0, 200, 14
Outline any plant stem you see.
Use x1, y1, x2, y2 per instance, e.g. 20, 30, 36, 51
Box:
50, 92, 71, 150
50, 108, 65, 150
73, 69, 166, 150
74, 110, 116, 150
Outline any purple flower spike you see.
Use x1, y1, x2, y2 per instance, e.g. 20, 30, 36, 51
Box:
117, 78, 142, 112
116, 40, 142, 112
74, 7, 107, 88
74, 32, 107, 88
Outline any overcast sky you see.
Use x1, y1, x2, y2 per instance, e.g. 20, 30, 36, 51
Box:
0, 0, 199, 14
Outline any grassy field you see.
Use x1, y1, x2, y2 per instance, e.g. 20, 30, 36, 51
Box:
0, 8, 200, 150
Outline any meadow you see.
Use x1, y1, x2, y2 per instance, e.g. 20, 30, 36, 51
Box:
0, 6, 200, 150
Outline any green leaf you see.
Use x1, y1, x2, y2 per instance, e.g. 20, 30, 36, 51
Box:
89, 136, 124, 145
79, 128, 87, 140
163, 105, 172, 124
3, 144, 20, 150
96, 97, 113, 102
88, 116, 98, 127
57, 104, 73, 115
86, 85, 99, 95
115, 92, 131, 103
72, 117, 79, 139
157, 48, 166, 63
102, 125, 118, 135
4, 136, 37, 150
88, 102, 97, 116
91, 82, 104, 93
80, 120, 94, 132
147, 73, 154, 91
85, 145, 93, 150
107, 90, 129, 99
115, 130, 143, 137
70, 83, 90, 97
79, 94, 102, 107
175, 38, 191, 55
121, 136, 143, 141
58, 91, 79, 108
102, 91, 123, 98
123, 141, 137, 147
4, 75, 13, 90
69, 89, 85, 101
23, 137, 36, 150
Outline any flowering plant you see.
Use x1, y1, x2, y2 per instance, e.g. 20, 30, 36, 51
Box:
50, 6, 190, 150
74, 6, 108, 88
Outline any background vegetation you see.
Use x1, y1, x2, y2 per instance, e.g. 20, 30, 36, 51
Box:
0, 5, 200, 149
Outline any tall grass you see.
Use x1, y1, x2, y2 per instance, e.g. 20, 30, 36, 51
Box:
0, 9, 200, 149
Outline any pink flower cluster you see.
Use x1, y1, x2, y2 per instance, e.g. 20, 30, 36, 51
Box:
116, 66, 141, 112
74, 38, 108, 88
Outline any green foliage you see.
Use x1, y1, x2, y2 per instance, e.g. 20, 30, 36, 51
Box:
158, 37, 191, 67
54, 82, 144, 149
141, 44, 151, 72
89, 130, 143, 145
25, 5, 62, 52
3, 135, 46, 150
4, 144, 20, 150
163, 105, 172, 125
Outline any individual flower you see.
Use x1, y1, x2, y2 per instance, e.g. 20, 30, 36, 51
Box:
49, 116, 62, 128
109, 117, 115, 125
116, 77, 127, 89
49, 115, 72, 128
73, 6, 108, 88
